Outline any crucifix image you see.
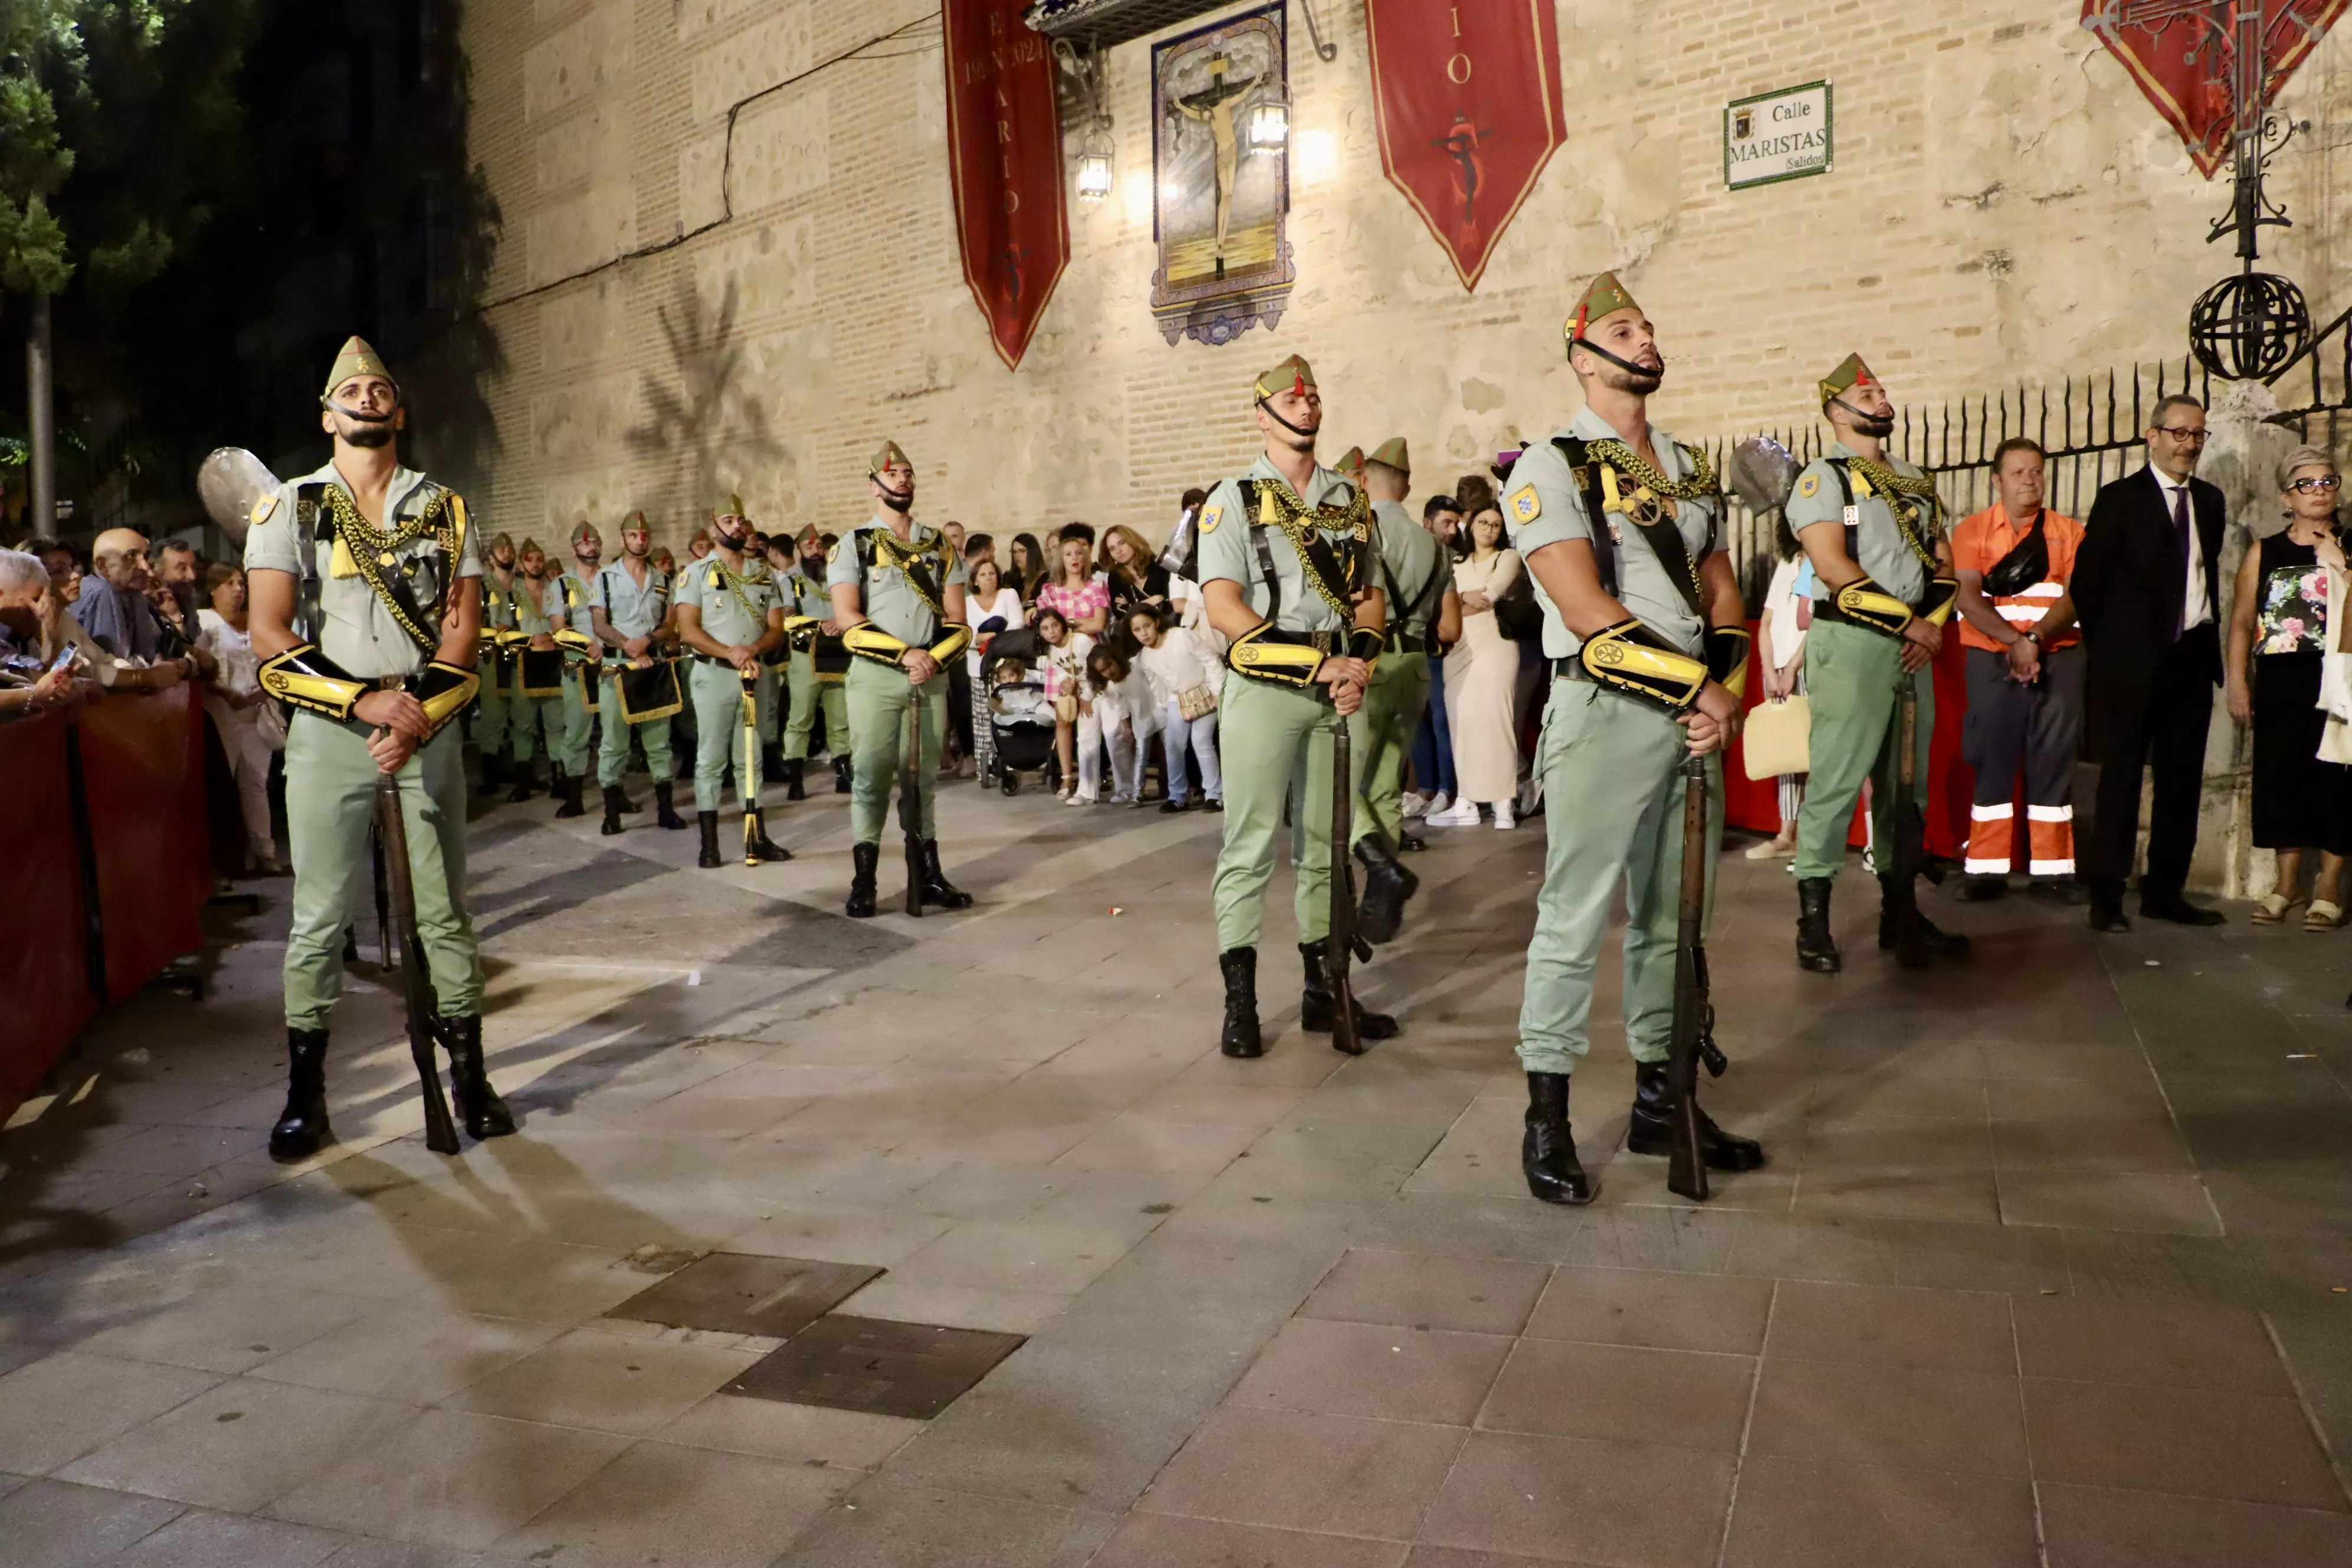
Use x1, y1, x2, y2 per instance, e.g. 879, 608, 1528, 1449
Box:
1167, 54, 1260, 267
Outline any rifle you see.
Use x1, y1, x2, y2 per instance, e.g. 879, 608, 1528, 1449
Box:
1327, 717, 1373, 1056
739, 669, 767, 865
1666, 749, 1730, 1201
900, 690, 925, 917
1893, 674, 1923, 945
373, 763, 462, 1156
369, 819, 392, 969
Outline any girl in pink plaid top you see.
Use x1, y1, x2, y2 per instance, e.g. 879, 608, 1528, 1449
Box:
1036, 531, 1109, 637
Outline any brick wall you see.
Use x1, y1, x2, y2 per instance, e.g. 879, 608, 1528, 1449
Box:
459, 0, 2352, 550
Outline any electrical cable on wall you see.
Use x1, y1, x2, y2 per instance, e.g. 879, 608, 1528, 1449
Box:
476, 10, 944, 316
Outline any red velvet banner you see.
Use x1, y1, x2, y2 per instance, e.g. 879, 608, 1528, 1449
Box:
942, 0, 1069, 369
0, 711, 96, 1120
1363, 0, 1565, 290
77, 686, 210, 1005
2084, 0, 2347, 177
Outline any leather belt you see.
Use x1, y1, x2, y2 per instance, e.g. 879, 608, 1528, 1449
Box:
1553, 655, 1592, 684
1388, 632, 1427, 654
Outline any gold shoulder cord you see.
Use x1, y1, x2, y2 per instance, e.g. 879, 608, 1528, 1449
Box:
869, 530, 948, 620
1585, 439, 1717, 609
319, 485, 464, 652
1847, 456, 1943, 574
1252, 481, 1368, 621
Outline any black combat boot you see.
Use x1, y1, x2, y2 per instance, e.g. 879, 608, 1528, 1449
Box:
1399, 829, 1426, 852
554, 771, 586, 819
1625, 1061, 1767, 1171
744, 808, 790, 865
1219, 947, 1263, 1059
600, 785, 629, 837
505, 756, 540, 803
1522, 1072, 1592, 1204
697, 811, 723, 869
548, 760, 568, 799
784, 757, 806, 801
437, 1015, 518, 1141
269, 1028, 333, 1162
655, 781, 688, 831
919, 841, 974, 909
478, 750, 505, 795
1353, 837, 1419, 945
1879, 874, 1969, 968
1298, 941, 1399, 1047
834, 755, 854, 794
763, 742, 789, 785
846, 842, 880, 917
1796, 877, 1841, 974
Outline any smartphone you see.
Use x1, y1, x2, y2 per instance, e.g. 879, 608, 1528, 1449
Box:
47, 643, 77, 675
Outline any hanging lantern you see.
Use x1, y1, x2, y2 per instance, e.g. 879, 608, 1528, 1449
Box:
1076, 143, 1114, 201
1247, 96, 1289, 152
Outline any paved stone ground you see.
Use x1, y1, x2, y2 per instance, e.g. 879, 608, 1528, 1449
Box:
4, 770, 2352, 1567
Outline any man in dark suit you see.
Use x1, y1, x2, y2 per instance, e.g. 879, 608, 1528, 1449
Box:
2071, 394, 2227, 931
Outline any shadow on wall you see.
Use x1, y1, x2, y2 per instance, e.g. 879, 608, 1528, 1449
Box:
628, 278, 789, 521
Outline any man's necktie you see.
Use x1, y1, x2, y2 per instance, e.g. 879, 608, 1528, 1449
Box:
2170, 481, 2192, 639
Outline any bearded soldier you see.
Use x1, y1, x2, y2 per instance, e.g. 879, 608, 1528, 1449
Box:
590, 509, 688, 835
473, 531, 519, 795
246, 335, 515, 1158
1502, 275, 1765, 1204
505, 538, 570, 801
831, 442, 974, 916
1198, 355, 1412, 1059
1356, 437, 1458, 862
674, 496, 790, 868
1787, 355, 1968, 974
780, 524, 850, 800
549, 520, 605, 818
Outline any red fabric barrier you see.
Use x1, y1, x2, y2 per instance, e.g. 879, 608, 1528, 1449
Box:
0, 711, 96, 1119
1726, 617, 1974, 861
77, 686, 210, 1004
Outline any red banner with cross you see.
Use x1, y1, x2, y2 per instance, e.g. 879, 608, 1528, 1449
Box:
1361, 0, 1565, 290
943, 0, 1069, 369
2083, 0, 2348, 177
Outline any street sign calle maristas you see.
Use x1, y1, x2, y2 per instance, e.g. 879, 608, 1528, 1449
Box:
1724, 81, 1832, 191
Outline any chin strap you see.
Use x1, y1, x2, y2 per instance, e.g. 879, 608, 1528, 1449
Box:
414, 661, 481, 740
1579, 619, 1709, 713
1226, 621, 1328, 688
1832, 576, 1917, 638
1705, 625, 1751, 701
259, 641, 370, 725
877, 485, 914, 515
1569, 338, 1665, 383
1918, 576, 1960, 626
1253, 397, 1318, 441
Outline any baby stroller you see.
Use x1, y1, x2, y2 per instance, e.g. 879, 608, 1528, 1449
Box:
978, 626, 1057, 796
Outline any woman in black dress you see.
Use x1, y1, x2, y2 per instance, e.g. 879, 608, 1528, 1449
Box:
2226, 445, 2350, 929
1100, 525, 1170, 629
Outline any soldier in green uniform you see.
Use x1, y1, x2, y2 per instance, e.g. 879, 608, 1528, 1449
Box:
1787, 354, 1969, 974
245, 335, 515, 1159
830, 442, 974, 916
550, 520, 605, 818
1198, 355, 1413, 1059
779, 523, 850, 800
473, 531, 518, 795
674, 496, 790, 868
503, 538, 565, 801
1356, 437, 1458, 863
590, 509, 688, 835
1503, 275, 1765, 1204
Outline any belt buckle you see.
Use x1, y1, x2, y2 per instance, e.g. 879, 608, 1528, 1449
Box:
378, 675, 409, 692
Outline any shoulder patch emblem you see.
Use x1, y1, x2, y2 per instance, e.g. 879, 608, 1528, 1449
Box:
1508, 485, 1541, 525
1796, 471, 1821, 500
249, 493, 279, 527
1199, 503, 1222, 537
826, 541, 841, 563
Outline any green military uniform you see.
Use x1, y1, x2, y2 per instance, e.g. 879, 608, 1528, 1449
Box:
473, 540, 517, 782
675, 550, 782, 812
1356, 437, 1445, 854
554, 525, 604, 788
505, 558, 566, 772
590, 545, 678, 791
780, 535, 849, 769
829, 507, 968, 845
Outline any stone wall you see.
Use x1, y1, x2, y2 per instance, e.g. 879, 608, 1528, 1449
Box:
460, 0, 2352, 547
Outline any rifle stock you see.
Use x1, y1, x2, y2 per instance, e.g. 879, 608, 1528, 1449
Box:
739, 671, 763, 865
901, 688, 924, 917
370, 819, 391, 969
1667, 750, 1713, 1201
1328, 718, 1364, 1056
1896, 677, 1922, 935
373, 769, 460, 1156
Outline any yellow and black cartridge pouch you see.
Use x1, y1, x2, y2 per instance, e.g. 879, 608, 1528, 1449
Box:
1576, 618, 1710, 714
1347, 627, 1384, 668
553, 626, 599, 658
413, 661, 482, 740
257, 642, 372, 730
1705, 624, 1752, 701
1917, 576, 1960, 627
927, 622, 974, 665
1225, 620, 1329, 690
1830, 575, 1916, 639
842, 622, 913, 669
783, 613, 822, 652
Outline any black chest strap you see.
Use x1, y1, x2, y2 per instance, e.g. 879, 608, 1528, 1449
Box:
1237, 480, 1283, 620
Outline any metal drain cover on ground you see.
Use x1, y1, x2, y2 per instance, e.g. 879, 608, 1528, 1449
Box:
728, 1315, 1027, 1419
604, 1253, 882, 1338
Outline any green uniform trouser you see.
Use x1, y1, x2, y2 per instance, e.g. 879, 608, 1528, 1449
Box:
557, 664, 596, 776
1517, 680, 1722, 1075
783, 648, 850, 760
283, 710, 482, 1030
1211, 675, 1373, 951
1356, 652, 1430, 851
688, 659, 778, 812
597, 666, 677, 788
1791, 619, 1934, 881
506, 686, 558, 763
847, 657, 948, 844
473, 652, 508, 756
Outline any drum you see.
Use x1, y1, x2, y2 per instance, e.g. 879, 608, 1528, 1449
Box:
518, 647, 566, 697
813, 632, 851, 680
616, 659, 684, 724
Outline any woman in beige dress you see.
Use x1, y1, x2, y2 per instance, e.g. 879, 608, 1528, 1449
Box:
1429, 501, 1523, 829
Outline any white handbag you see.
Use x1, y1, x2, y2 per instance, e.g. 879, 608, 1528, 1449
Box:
1741, 695, 1811, 781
